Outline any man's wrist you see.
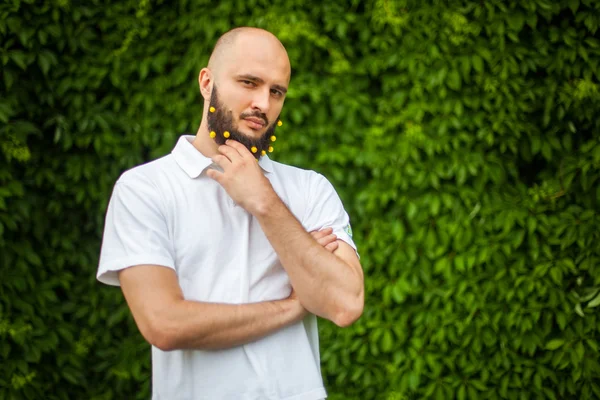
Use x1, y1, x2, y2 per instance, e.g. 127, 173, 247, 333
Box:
250, 188, 282, 218
275, 297, 306, 324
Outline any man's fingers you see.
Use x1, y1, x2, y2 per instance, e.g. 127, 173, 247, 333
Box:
311, 227, 334, 240
316, 233, 337, 247
325, 242, 339, 253
309, 230, 323, 239
206, 168, 223, 182
218, 145, 243, 163
211, 154, 231, 171
225, 140, 254, 160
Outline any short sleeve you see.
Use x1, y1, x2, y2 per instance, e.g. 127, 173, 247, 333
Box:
302, 173, 358, 255
97, 176, 175, 286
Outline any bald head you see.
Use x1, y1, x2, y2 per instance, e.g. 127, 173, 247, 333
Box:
207, 27, 291, 80
197, 27, 291, 151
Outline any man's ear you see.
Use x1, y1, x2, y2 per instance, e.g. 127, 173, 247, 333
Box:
198, 68, 213, 101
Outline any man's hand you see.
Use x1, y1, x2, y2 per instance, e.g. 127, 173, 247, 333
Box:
310, 227, 338, 253
206, 140, 277, 215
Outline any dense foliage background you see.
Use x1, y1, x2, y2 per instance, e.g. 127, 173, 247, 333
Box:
1, 0, 599, 399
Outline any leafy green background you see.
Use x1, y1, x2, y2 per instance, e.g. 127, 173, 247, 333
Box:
1, 0, 600, 399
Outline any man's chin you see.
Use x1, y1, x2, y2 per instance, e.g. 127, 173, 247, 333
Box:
237, 127, 265, 139
234, 131, 270, 146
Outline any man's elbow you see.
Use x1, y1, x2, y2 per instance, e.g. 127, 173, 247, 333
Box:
333, 294, 364, 328
150, 331, 178, 352
142, 319, 179, 352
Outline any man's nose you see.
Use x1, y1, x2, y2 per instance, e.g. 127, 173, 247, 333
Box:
251, 88, 271, 114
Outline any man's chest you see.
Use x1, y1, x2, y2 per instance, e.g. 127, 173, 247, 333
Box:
164, 180, 305, 303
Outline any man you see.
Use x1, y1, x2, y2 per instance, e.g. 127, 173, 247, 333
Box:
97, 27, 364, 400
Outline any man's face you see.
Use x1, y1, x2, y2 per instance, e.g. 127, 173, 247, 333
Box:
206, 33, 291, 159
207, 85, 276, 159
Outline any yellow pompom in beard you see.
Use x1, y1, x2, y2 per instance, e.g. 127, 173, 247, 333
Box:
207, 85, 281, 159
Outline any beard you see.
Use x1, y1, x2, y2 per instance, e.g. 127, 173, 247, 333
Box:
207, 86, 278, 160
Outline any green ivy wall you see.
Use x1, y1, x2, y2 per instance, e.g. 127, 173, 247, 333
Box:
1, 0, 599, 399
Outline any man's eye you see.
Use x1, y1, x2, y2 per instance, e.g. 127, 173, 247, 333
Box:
242, 80, 255, 86
271, 89, 283, 97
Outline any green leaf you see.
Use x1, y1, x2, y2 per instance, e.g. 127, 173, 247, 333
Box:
430, 196, 441, 216
3, 68, 15, 90
526, 13, 538, 28
472, 55, 483, 73
468, 386, 478, 399
457, 385, 466, 400
408, 371, 420, 390
534, 373, 542, 390
544, 388, 558, 400
549, 267, 562, 285
507, 12, 525, 31
569, 0, 580, 13
447, 68, 461, 90
575, 341, 584, 361
38, 53, 50, 76
434, 257, 449, 274
10, 51, 27, 69
0, 103, 13, 123
392, 285, 406, 303
587, 292, 600, 308
381, 330, 393, 353
531, 135, 541, 155
541, 142, 552, 160
556, 312, 567, 330
546, 339, 565, 350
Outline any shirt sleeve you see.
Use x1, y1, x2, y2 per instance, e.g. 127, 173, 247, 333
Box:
97, 176, 175, 286
302, 172, 358, 255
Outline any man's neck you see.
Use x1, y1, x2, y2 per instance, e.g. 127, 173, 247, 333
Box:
192, 122, 219, 159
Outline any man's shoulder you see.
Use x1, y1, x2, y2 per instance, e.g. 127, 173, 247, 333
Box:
270, 159, 322, 182
117, 154, 175, 186
270, 160, 340, 197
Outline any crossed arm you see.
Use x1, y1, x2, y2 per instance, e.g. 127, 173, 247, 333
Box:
207, 140, 364, 327
118, 140, 364, 351
119, 229, 346, 351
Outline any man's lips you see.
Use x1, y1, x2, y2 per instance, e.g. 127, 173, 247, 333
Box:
244, 117, 266, 129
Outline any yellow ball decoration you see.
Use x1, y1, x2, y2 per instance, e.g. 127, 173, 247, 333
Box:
270, 135, 276, 142
223, 131, 230, 138
277, 120, 283, 127
209, 106, 216, 113
209, 131, 216, 138
268, 146, 274, 153
251, 146, 258, 153
261, 150, 266, 156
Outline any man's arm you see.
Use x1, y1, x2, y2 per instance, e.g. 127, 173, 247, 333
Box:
254, 204, 364, 327
117, 229, 339, 351
208, 141, 364, 327
118, 265, 303, 351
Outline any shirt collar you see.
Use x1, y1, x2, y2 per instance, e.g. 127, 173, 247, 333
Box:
171, 135, 213, 179
172, 135, 274, 178
258, 152, 274, 173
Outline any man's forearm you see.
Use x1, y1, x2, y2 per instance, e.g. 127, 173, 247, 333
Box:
154, 297, 303, 351
205, 140, 363, 326
254, 197, 363, 327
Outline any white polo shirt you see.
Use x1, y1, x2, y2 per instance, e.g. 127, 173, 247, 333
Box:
97, 135, 357, 400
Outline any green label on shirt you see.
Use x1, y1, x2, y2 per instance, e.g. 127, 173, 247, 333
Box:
344, 224, 353, 238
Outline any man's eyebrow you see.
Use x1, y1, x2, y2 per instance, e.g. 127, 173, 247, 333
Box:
236, 74, 288, 94
272, 84, 288, 94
